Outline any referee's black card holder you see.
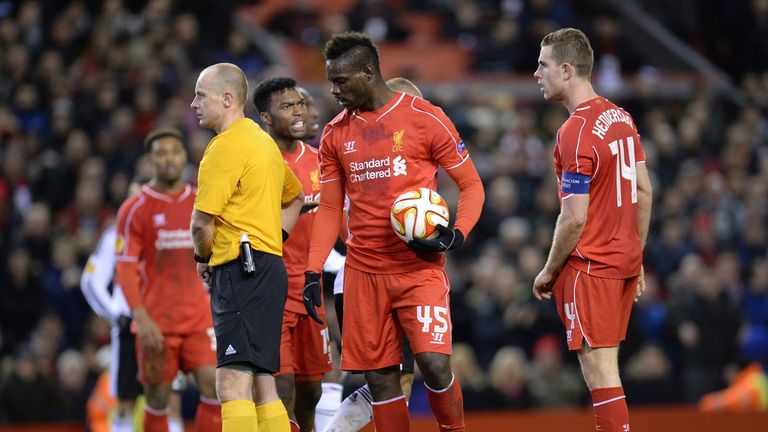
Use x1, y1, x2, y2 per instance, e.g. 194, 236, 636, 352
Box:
239, 233, 256, 274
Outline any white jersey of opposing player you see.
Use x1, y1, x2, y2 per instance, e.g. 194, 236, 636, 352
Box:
81, 225, 131, 324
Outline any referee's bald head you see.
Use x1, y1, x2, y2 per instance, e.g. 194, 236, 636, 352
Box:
201, 63, 248, 107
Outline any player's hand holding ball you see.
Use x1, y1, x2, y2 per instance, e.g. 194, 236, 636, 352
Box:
391, 188, 464, 253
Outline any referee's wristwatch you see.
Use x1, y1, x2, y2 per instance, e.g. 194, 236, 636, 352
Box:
193, 253, 210, 263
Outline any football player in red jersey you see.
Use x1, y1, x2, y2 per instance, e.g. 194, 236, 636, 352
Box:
115, 128, 220, 432
532, 28, 653, 432
303, 32, 485, 432
253, 76, 333, 432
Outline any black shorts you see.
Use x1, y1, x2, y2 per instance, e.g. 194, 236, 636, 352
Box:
210, 251, 287, 374
115, 316, 142, 399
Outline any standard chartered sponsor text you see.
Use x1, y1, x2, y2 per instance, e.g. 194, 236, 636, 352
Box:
350, 156, 392, 183
349, 157, 390, 171
155, 229, 194, 250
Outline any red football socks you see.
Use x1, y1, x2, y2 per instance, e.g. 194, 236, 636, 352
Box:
426, 376, 465, 432
195, 396, 222, 432
591, 387, 630, 431
144, 405, 169, 432
372, 395, 410, 432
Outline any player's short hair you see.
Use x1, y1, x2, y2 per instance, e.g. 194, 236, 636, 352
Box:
541, 28, 594, 78
386, 77, 422, 98
252, 76, 298, 113
204, 63, 249, 106
143, 127, 184, 152
324, 32, 380, 71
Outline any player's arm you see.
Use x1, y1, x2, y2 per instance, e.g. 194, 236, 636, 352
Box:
190, 209, 214, 284
302, 178, 344, 324
303, 126, 345, 323
444, 158, 484, 240
280, 163, 305, 236
410, 100, 484, 252
533, 193, 589, 300
115, 203, 165, 351
634, 161, 653, 301
636, 162, 652, 250
193, 136, 242, 256
307, 179, 344, 272
191, 209, 214, 259
192, 137, 242, 279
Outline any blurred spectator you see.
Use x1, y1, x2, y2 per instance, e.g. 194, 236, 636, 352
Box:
348, 0, 410, 42
56, 349, 94, 421
42, 237, 90, 347
451, 343, 492, 410
742, 258, 768, 366
623, 344, 678, 404
526, 335, 585, 407
666, 264, 743, 402
487, 346, 533, 408
0, 247, 46, 350
0, 346, 67, 423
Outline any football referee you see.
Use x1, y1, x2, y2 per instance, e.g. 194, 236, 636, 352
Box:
190, 62, 304, 432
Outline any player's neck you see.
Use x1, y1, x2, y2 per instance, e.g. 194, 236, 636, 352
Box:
358, 86, 395, 112
215, 110, 246, 134
150, 179, 185, 195
275, 137, 299, 153
564, 82, 599, 114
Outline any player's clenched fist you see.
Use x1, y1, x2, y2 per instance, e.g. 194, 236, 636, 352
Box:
532, 269, 555, 301
302, 271, 323, 324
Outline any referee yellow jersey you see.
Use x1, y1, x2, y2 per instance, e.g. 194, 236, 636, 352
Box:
195, 118, 303, 266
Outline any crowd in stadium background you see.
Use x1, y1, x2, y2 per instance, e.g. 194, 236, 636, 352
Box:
0, 0, 767, 424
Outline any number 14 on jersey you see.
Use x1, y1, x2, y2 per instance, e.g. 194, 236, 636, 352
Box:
608, 137, 638, 207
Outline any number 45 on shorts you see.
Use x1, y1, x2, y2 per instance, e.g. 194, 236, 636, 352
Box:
417, 306, 448, 345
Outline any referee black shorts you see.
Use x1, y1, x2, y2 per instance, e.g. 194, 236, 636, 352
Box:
210, 251, 287, 374
115, 316, 142, 399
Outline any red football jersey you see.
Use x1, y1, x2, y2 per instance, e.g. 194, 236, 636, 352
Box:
554, 96, 646, 278
115, 184, 212, 333
282, 141, 321, 314
319, 92, 469, 273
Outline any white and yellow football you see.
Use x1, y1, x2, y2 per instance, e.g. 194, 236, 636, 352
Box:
390, 188, 450, 243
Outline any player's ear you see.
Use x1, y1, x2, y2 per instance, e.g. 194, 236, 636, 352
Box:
222, 91, 233, 108
561, 62, 574, 81
362, 64, 375, 81
260, 111, 272, 126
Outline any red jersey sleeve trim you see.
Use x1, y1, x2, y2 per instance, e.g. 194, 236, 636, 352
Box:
591, 146, 601, 180
445, 154, 469, 170
375, 92, 406, 121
